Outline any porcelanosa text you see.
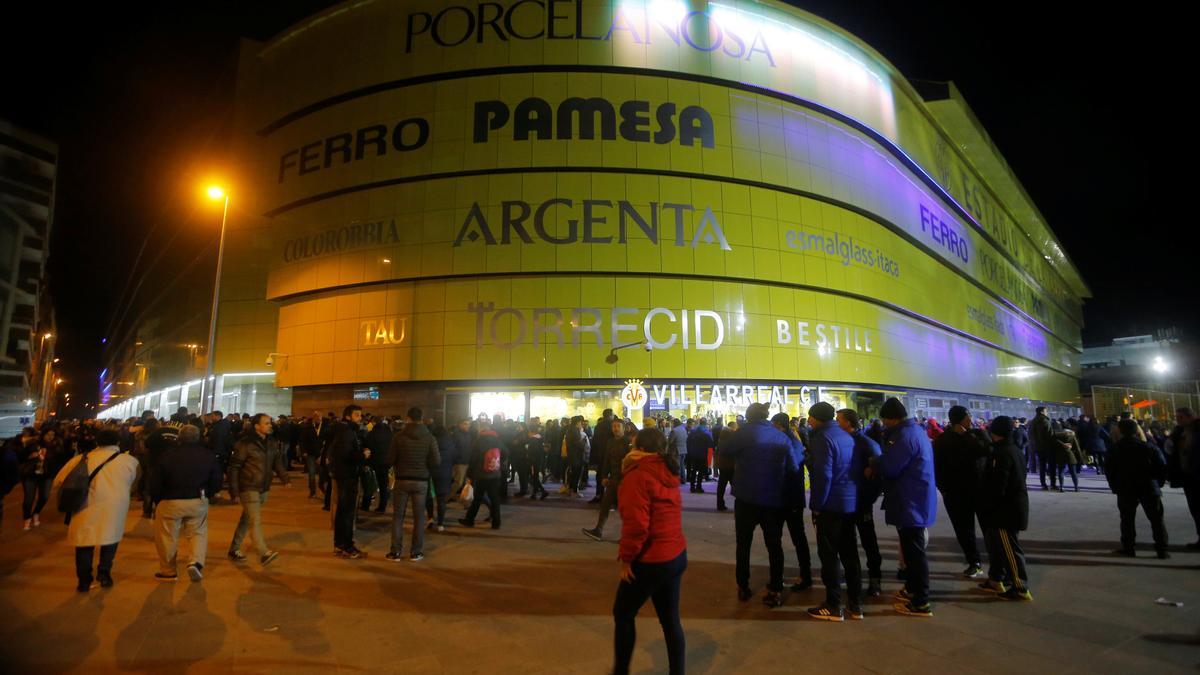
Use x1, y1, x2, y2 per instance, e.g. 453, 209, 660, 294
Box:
468, 302, 875, 353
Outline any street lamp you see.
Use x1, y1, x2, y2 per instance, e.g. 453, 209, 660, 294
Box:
201, 184, 230, 414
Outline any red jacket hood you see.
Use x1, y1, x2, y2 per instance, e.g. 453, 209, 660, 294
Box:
623, 452, 677, 487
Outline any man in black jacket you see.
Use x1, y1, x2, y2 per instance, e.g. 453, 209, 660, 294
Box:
932, 406, 990, 579
386, 407, 440, 561
330, 405, 368, 558
1107, 418, 1169, 558
205, 410, 233, 496
365, 417, 394, 512
978, 416, 1032, 601
227, 414, 289, 567
150, 425, 224, 582
461, 420, 504, 529
588, 409, 616, 503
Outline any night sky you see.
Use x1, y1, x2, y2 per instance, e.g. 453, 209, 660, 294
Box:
1, 2, 1184, 410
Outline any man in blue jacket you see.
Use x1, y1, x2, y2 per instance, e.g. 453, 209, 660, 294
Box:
871, 397, 937, 617
838, 408, 883, 597
686, 419, 714, 493
724, 402, 800, 608
806, 402, 861, 621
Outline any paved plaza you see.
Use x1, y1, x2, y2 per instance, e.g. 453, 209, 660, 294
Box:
2, 469, 1199, 674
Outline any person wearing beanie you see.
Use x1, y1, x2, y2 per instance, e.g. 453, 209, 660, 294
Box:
932, 405, 992, 580
978, 416, 1032, 601
771, 412, 811, 591
805, 402, 862, 622
871, 397, 937, 617
722, 402, 801, 607
51, 427, 140, 592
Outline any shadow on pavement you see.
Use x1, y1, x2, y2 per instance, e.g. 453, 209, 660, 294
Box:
236, 568, 332, 657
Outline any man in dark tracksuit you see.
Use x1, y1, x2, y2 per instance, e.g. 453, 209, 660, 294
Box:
979, 416, 1032, 601
1107, 418, 1169, 558
772, 412, 811, 591
932, 405, 990, 579
686, 420, 714, 493
329, 405, 368, 558
838, 408, 883, 596
1029, 407, 1057, 489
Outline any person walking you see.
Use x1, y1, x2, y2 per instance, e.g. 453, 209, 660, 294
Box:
299, 414, 322, 499
460, 420, 504, 529
523, 423, 549, 501
932, 405, 991, 579
583, 419, 634, 540
386, 407, 440, 562
1029, 406, 1057, 490
52, 428, 139, 592
19, 428, 63, 530
1107, 418, 1169, 559
563, 416, 589, 498
715, 420, 738, 511
669, 419, 688, 485
977, 417, 1033, 600
149, 425, 224, 582
686, 419, 714, 493
838, 408, 884, 597
428, 421, 457, 528
872, 398, 938, 617
723, 402, 801, 608
448, 419, 472, 501
805, 402, 862, 621
329, 405, 369, 558
227, 413, 289, 567
612, 427, 687, 675
590, 409, 616, 503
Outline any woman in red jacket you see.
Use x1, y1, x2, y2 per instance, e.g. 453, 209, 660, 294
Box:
613, 427, 687, 675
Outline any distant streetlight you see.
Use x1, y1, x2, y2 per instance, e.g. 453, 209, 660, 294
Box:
1152, 356, 1169, 374
201, 183, 231, 414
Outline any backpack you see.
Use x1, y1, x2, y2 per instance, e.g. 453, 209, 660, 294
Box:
483, 446, 501, 474
57, 451, 121, 523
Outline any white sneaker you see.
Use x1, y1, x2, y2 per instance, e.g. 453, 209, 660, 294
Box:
32, 515, 40, 527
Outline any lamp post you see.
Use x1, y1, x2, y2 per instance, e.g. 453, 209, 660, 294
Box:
201, 185, 229, 414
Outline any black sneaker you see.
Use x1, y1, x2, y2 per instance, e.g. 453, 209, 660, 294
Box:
999, 588, 1033, 602
867, 578, 882, 597
1112, 548, 1136, 557
737, 586, 753, 602
409, 553, 424, 562
458, 518, 475, 528
155, 572, 178, 582
76, 580, 94, 593
790, 577, 813, 592
762, 591, 783, 608
261, 551, 280, 567
228, 551, 248, 563
847, 606, 865, 620
385, 552, 404, 562
807, 604, 844, 622
716, 502, 729, 511
963, 564, 985, 579
582, 527, 603, 541
894, 601, 933, 617
186, 563, 203, 582
1157, 550, 1171, 560
97, 574, 114, 588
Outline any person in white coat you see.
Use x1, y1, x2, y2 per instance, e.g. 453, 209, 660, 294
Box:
52, 428, 140, 592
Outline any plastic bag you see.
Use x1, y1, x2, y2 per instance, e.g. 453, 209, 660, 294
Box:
460, 481, 474, 503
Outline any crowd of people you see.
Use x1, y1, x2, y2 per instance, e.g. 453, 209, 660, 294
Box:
3, 399, 1199, 674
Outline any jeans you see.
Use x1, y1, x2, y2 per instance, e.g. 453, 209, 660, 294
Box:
734, 499, 785, 592
305, 455, 318, 496
230, 491, 269, 554
1058, 462, 1079, 490
897, 526, 930, 606
464, 478, 502, 528
155, 497, 209, 573
566, 461, 585, 493
942, 491, 981, 566
21, 476, 50, 519
1117, 492, 1168, 552
334, 477, 359, 550
1185, 478, 1200, 540
513, 459, 531, 495
367, 466, 391, 510
783, 505, 812, 581
717, 467, 734, 506
594, 478, 620, 533
1039, 455, 1059, 488
983, 527, 1028, 590
427, 475, 451, 525
390, 480, 427, 556
613, 551, 686, 675
856, 509, 883, 578
76, 543, 119, 585
815, 511, 862, 610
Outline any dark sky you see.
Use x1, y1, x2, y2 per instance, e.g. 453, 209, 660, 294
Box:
1, 1, 1184, 409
